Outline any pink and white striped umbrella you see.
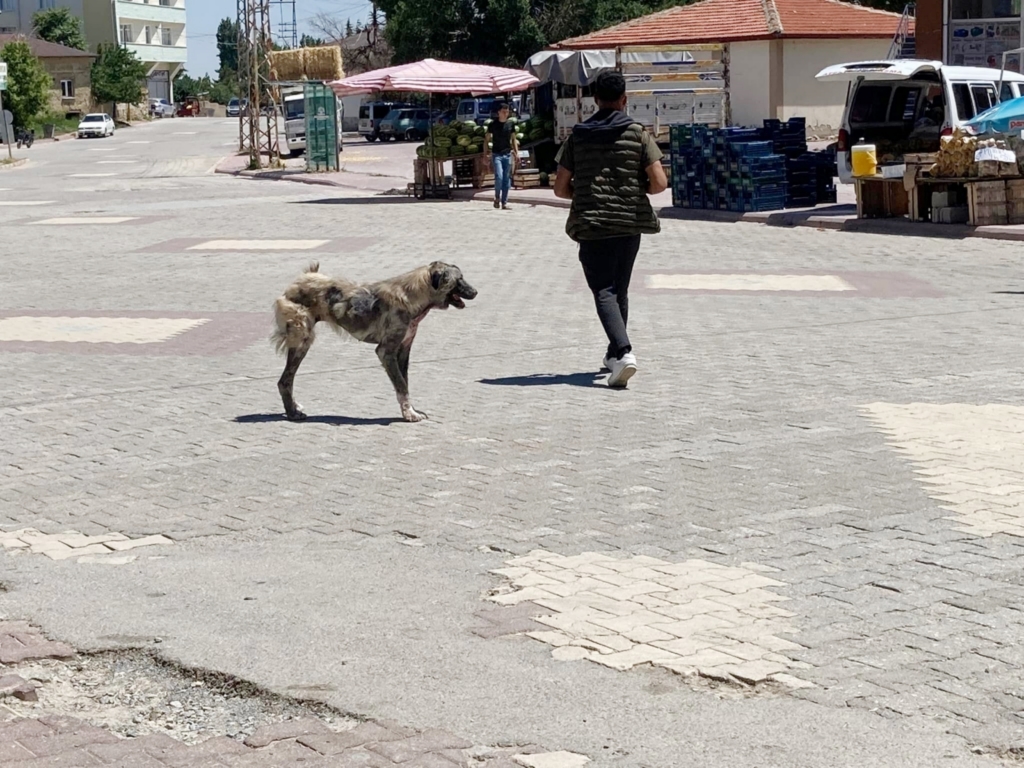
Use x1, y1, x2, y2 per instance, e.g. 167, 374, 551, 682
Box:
329, 58, 538, 97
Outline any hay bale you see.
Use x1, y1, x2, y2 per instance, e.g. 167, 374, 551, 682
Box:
269, 49, 306, 82
303, 45, 344, 81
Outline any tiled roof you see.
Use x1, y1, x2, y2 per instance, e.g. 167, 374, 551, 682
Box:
555, 0, 904, 49
0, 34, 96, 58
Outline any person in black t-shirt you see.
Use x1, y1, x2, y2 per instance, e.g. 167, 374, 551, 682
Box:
485, 102, 518, 210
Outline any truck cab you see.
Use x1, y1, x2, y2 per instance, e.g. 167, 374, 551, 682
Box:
282, 89, 305, 155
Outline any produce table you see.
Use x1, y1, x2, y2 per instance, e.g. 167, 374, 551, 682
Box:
412, 158, 451, 200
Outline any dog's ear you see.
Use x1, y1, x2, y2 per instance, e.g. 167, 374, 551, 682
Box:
431, 264, 451, 291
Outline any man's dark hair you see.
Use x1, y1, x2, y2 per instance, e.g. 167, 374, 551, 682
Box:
594, 71, 626, 104
494, 100, 509, 110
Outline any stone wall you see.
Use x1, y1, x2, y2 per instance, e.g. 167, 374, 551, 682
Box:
41, 57, 94, 115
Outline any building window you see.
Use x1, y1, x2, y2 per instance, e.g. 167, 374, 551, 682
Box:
120, 24, 132, 44
60, 80, 74, 99
39, 0, 55, 9
144, 25, 153, 44
161, 27, 172, 45
0, 0, 11, 13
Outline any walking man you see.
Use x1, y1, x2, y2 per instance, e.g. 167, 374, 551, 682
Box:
486, 101, 518, 210
553, 71, 668, 387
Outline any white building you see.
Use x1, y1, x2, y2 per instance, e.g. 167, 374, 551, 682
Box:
0, 0, 187, 102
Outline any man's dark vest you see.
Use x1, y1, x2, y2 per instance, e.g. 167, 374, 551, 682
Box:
566, 123, 661, 242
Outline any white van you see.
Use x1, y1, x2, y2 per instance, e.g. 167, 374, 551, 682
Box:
816, 59, 1024, 183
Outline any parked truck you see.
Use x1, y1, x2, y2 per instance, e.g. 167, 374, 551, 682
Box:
530, 45, 728, 145
282, 86, 306, 156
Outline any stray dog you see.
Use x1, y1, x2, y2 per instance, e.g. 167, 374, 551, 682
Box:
272, 261, 477, 422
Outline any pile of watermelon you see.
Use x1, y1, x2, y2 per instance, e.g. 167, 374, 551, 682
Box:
417, 120, 486, 159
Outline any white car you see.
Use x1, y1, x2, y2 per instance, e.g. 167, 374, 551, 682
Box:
149, 98, 175, 118
77, 113, 115, 138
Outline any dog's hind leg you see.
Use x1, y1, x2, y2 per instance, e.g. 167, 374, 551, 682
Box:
377, 343, 426, 422
278, 345, 311, 420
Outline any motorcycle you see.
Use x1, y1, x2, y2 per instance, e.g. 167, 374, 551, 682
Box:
15, 129, 34, 149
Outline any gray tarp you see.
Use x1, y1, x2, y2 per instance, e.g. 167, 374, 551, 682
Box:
525, 48, 701, 86
525, 50, 616, 86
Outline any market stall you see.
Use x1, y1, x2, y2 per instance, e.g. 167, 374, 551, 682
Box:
852, 106, 1024, 226
329, 59, 538, 199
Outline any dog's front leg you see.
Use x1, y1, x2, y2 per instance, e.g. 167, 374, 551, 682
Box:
376, 343, 426, 422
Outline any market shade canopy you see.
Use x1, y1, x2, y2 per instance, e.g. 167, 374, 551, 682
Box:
966, 95, 1024, 136
329, 58, 539, 97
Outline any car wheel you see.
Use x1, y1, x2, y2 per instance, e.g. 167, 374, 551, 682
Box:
405, 129, 419, 142
364, 134, 377, 142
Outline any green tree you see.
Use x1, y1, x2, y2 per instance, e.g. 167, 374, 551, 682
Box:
91, 43, 147, 117
173, 70, 213, 101
32, 8, 87, 51
216, 17, 239, 81
209, 79, 235, 105
300, 34, 327, 47
0, 41, 52, 129
345, 19, 354, 37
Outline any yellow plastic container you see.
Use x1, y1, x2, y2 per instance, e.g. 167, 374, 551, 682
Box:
851, 144, 878, 177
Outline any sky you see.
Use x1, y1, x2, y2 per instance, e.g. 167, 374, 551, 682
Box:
186, 0, 375, 79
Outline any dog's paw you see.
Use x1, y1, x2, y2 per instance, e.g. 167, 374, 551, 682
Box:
402, 408, 428, 423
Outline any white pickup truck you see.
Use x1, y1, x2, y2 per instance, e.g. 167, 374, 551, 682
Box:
282, 88, 306, 156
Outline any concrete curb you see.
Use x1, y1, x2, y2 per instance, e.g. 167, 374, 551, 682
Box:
0, 157, 30, 171
215, 158, 1024, 243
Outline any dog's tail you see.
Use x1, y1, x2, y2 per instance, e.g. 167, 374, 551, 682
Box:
271, 297, 315, 355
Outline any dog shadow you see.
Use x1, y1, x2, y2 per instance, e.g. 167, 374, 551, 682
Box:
478, 372, 604, 388
234, 414, 402, 426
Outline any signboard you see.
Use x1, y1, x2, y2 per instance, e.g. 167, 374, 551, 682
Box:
949, 21, 1022, 68
0, 62, 7, 90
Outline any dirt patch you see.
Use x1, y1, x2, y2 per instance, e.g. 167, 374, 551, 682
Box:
2, 650, 358, 744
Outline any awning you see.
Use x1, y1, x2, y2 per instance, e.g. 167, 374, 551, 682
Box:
329, 58, 538, 97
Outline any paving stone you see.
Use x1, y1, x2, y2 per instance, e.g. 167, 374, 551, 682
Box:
298, 723, 411, 755
512, 752, 590, 768
243, 718, 334, 748
368, 730, 473, 763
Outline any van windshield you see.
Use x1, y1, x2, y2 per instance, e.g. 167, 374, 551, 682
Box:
284, 98, 304, 121
373, 105, 391, 118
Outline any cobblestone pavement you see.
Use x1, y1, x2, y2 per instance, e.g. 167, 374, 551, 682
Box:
2, 119, 1024, 765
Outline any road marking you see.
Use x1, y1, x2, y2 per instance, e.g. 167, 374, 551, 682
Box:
32, 217, 139, 225
187, 239, 330, 251
174, 131, 198, 135
98, 160, 139, 164
863, 403, 1024, 538
645, 274, 855, 292
0, 316, 207, 343
87, 148, 119, 152
69, 173, 118, 178
0, 201, 55, 206
127, 140, 152, 144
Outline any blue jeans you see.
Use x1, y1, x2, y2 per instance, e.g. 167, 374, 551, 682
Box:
492, 153, 512, 204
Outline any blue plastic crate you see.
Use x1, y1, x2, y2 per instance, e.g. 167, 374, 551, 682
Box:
729, 141, 774, 158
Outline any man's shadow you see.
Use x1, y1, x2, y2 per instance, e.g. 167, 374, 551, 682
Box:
234, 414, 401, 426
478, 372, 604, 388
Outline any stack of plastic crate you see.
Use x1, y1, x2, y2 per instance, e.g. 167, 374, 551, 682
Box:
724, 139, 787, 212
669, 124, 706, 209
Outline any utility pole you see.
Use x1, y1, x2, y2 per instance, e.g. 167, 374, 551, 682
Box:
236, 0, 280, 168
0, 62, 10, 161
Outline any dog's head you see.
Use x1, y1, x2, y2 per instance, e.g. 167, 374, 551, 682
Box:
429, 262, 477, 310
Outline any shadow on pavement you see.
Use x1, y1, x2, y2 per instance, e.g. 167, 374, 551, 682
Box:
234, 413, 401, 426
479, 372, 604, 388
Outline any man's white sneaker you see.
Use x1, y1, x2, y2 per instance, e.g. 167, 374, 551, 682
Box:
601, 355, 613, 372
607, 353, 637, 388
